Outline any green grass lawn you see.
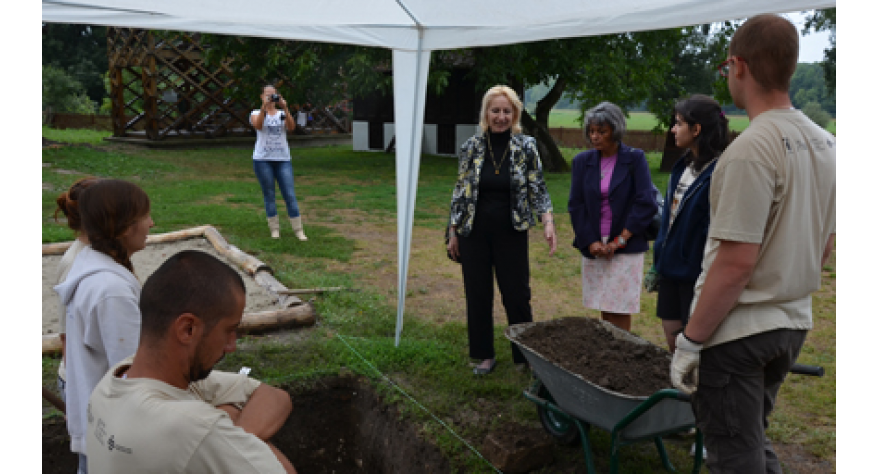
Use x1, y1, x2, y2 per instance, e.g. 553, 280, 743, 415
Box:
41, 129, 835, 472
548, 109, 836, 134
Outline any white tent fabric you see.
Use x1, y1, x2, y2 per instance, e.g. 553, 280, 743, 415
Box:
43, 0, 835, 345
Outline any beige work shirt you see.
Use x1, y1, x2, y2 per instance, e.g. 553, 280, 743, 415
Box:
87, 357, 285, 473
692, 109, 836, 348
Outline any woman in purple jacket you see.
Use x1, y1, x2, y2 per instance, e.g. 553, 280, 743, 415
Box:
568, 102, 658, 331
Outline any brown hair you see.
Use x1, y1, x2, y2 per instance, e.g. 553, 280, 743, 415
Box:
674, 94, 731, 171
79, 179, 151, 273
54, 177, 101, 233
729, 14, 799, 92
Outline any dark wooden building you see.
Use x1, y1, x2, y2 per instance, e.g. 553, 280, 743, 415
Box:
352, 68, 480, 155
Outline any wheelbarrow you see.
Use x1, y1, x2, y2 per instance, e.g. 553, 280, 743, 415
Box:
505, 321, 824, 474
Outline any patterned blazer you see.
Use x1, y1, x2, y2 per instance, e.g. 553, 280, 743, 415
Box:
449, 132, 553, 237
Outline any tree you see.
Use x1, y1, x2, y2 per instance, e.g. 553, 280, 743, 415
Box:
42, 24, 109, 105
43, 65, 97, 114
801, 102, 831, 129
790, 63, 835, 115
201, 28, 731, 172
803, 8, 836, 94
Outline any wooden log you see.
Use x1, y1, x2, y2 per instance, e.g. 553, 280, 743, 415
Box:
238, 304, 316, 334
43, 242, 72, 256
254, 270, 303, 308
43, 226, 213, 256
277, 286, 349, 296
43, 334, 63, 354
42, 302, 317, 355
43, 386, 66, 414
202, 227, 269, 275
145, 225, 211, 244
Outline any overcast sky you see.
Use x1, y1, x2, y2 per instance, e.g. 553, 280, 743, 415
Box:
781, 10, 833, 63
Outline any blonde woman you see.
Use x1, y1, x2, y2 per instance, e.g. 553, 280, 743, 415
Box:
447, 85, 557, 375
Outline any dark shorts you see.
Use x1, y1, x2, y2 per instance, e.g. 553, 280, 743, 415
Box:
655, 278, 695, 323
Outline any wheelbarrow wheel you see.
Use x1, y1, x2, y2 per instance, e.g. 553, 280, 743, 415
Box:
535, 381, 581, 446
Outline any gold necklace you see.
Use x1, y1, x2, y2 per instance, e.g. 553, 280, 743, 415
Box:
486, 134, 510, 175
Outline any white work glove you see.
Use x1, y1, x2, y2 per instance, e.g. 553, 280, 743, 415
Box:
670, 333, 703, 395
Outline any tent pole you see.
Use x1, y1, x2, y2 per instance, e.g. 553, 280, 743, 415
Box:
393, 22, 430, 347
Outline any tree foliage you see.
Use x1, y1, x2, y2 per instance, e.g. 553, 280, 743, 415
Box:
42, 65, 97, 114
790, 63, 835, 115
801, 101, 832, 129
42, 24, 108, 104
803, 8, 836, 94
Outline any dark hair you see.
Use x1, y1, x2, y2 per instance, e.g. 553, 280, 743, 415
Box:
583, 101, 627, 145
674, 94, 731, 172
139, 250, 246, 340
54, 177, 101, 233
729, 14, 799, 92
79, 179, 151, 273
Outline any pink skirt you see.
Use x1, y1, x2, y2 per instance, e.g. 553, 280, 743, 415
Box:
581, 249, 645, 314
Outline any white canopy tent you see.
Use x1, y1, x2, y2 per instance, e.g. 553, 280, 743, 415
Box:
43, 0, 834, 346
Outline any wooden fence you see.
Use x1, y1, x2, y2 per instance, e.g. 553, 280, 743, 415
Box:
549, 127, 670, 152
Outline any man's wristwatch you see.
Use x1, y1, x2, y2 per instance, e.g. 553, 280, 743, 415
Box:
615, 235, 627, 248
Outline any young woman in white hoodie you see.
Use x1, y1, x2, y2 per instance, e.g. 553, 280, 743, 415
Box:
54, 179, 154, 473
53, 177, 101, 403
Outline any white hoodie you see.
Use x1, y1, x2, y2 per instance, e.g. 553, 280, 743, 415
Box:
54, 245, 142, 454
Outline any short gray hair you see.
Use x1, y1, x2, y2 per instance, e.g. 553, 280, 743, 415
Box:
583, 101, 626, 145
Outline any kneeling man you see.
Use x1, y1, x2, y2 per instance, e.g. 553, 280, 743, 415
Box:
87, 250, 296, 473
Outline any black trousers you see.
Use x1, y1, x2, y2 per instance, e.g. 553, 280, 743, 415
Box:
458, 211, 533, 364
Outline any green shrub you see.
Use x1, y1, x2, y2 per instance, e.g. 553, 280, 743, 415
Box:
801, 101, 832, 129
42, 65, 96, 114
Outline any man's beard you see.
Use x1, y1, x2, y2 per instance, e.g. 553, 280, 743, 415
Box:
189, 352, 225, 383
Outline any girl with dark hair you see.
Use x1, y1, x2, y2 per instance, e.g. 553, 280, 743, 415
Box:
53, 177, 101, 403
651, 94, 730, 351
53, 179, 154, 472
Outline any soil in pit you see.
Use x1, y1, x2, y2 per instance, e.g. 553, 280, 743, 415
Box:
43, 375, 450, 474
515, 316, 672, 396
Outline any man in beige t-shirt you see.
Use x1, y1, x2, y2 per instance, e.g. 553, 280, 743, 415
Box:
87, 250, 297, 473
669, 14, 835, 473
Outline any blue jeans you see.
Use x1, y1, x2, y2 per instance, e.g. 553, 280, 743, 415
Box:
253, 160, 301, 218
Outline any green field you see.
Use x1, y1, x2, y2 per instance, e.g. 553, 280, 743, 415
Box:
548, 109, 836, 134
42, 128, 835, 472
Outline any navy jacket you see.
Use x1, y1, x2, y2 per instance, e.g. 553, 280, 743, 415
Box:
568, 144, 658, 259
653, 154, 718, 281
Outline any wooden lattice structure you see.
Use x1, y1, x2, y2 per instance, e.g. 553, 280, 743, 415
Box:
107, 28, 350, 140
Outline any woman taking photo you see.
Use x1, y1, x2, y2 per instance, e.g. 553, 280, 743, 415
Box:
251, 84, 308, 241
52, 177, 101, 402
447, 85, 557, 375
652, 94, 729, 351
568, 101, 657, 332
54, 179, 154, 471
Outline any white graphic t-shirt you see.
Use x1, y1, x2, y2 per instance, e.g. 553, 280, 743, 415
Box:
250, 110, 290, 161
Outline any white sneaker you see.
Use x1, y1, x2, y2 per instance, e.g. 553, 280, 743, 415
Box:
690, 442, 707, 458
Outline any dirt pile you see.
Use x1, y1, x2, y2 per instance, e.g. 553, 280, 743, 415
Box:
515, 317, 672, 396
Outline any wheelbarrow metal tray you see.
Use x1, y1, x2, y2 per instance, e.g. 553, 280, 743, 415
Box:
506, 320, 694, 441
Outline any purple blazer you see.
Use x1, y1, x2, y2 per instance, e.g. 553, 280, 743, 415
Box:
568, 143, 658, 259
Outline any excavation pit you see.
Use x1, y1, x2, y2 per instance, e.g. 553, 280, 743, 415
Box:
43, 376, 451, 474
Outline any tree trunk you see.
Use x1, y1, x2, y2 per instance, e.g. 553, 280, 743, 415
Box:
516, 77, 570, 173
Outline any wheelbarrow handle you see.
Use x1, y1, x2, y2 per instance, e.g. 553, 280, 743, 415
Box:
672, 364, 823, 403
790, 363, 824, 377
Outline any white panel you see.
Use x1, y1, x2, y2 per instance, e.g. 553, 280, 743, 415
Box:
456, 124, 480, 156
384, 123, 396, 150
352, 121, 370, 151
423, 124, 438, 155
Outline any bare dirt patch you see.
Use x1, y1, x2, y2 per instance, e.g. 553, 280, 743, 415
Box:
42, 237, 281, 335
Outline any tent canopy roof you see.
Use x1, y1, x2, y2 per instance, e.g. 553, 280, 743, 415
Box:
45, 0, 835, 51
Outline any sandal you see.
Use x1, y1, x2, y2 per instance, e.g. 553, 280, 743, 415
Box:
473, 359, 497, 375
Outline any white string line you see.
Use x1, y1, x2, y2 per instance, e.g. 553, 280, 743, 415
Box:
335, 333, 503, 474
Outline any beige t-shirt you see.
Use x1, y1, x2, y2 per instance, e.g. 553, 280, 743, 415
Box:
87, 357, 286, 473
692, 109, 836, 348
